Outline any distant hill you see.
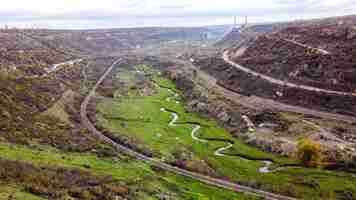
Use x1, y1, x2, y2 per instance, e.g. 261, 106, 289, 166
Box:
215, 24, 276, 47
195, 14, 356, 116
0, 27, 211, 75
231, 15, 356, 93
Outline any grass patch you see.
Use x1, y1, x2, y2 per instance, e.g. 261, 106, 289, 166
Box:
0, 185, 45, 200
42, 90, 77, 124
96, 67, 356, 199
0, 142, 258, 200
0, 142, 150, 180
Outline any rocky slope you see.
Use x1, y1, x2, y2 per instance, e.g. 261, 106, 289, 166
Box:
215, 24, 276, 48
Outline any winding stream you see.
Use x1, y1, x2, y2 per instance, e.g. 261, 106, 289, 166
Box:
154, 80, 300, 174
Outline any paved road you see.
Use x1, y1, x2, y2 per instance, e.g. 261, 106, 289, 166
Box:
47, 59, 83, 73
170, 57, 356, 123
282, 38, 330, 55
80, 58, 299, 200
223, 51, 354, 97
26, 59, 84, 79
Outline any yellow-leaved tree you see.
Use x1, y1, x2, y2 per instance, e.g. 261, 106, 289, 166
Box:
297, 139, 322, 168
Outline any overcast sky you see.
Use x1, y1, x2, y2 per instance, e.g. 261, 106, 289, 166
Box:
1, 0, 356, 29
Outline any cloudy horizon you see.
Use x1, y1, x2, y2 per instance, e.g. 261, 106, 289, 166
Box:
1, 0, 356, 29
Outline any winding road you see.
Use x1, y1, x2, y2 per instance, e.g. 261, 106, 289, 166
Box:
282, 38, 330, 55
169, 56, 356, 123
47, 59, 83, 73
223, 51, 354, 97
81, 58, 299, 200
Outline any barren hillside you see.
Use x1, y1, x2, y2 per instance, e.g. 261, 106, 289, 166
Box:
230, 15, 356, 92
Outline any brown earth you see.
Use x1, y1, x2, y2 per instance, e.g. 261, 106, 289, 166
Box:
193, 56, 356, 116
237, 34, 356, 92
226, 15, 356, 93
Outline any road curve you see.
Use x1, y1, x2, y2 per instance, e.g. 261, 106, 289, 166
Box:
47, 59, 83, 73
223, 51, 354, 97
169, 56, 356, 123
80, 58, 299, 200
282, 38, 330, 55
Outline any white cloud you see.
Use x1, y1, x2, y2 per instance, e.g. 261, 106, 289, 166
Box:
0, 0, 355, 28
0, 0, 333, 14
